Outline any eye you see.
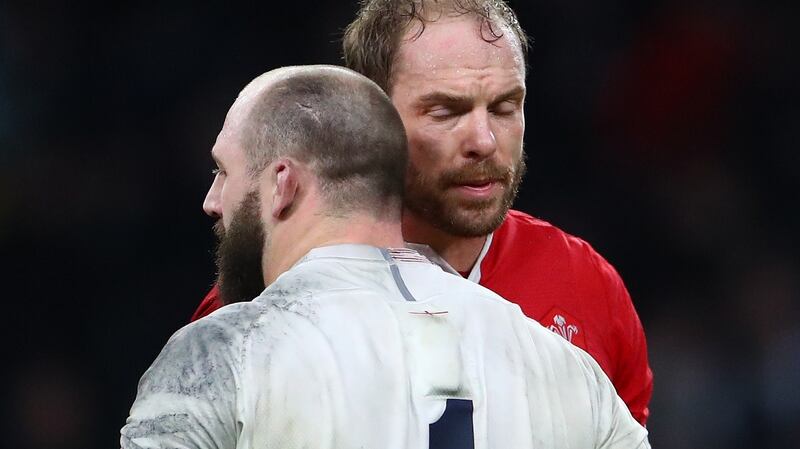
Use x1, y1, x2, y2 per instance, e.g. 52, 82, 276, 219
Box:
428, 106, 455, 119
491, 100, 519, 116
211, 168, 226, 177
428, 104, 468, 121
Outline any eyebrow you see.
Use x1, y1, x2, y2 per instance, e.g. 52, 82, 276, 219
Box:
492, 86, 526, 104
416, 86, 526, 106
211, 152, 223, 168
416, 92, 470, 107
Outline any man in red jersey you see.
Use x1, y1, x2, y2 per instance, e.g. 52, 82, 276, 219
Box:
194, 0, 653, 425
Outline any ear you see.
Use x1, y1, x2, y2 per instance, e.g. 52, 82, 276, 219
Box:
270, 159, 298, 219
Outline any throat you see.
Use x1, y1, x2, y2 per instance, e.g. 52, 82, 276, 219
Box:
434, 235, 487, 273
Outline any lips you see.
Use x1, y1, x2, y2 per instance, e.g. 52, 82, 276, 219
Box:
440, 162, 513, 197
459, 180, 495, 190
452, 179, 505, 198
458, 177, 504, 188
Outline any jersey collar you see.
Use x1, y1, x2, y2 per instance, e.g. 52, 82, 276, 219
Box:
465, 232, 494, 283
297, 244, 392, 264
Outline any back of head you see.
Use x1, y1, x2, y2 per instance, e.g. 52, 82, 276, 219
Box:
241, 66, 408, 218
343, 0, 529, 93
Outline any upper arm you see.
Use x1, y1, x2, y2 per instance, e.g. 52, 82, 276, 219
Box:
587, 352, 652, 449
120, 319, 242, 449
584, 242, 653, 425
604, 265, 653, 425
522, 318, 650, 448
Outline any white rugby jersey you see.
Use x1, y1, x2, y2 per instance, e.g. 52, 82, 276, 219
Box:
121, 244, 649, 449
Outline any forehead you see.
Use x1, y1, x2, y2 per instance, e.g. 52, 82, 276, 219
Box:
211, 110, 248, 166
210, 77, 271, 164
392, 16, 525, 93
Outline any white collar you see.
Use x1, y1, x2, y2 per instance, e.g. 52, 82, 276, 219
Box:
297, 244, 392, 264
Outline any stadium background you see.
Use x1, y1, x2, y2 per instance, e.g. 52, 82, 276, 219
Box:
1, 0, 797, 447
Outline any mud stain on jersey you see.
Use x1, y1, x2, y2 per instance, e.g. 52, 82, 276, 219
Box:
122, 413, 191, 438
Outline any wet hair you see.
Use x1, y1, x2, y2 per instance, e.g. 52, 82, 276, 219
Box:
240, 67, 408, 216
343, 0, 530, 93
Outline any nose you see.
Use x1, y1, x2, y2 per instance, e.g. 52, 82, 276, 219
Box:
203, 177, 222, 219
461, 109, 497, 160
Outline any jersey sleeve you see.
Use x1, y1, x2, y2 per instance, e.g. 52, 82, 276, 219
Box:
596, 258, 653, 425
120, 317, 242, 449
581, 348, 652, 449
522, 317, 650, 448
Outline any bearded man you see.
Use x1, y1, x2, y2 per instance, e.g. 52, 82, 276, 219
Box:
121, 65, 649, 449
192, 0, 653, 426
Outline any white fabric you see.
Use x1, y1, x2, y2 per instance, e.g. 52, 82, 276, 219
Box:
404, 242, 460, 276
465, 233, 493, 283
121, 244, 649, 449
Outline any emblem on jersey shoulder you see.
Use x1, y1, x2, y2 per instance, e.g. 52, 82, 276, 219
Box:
550, 315, 578, 342
541, 308, 586, 348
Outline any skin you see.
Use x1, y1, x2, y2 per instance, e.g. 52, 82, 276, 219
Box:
203, 66, 405, 285
390, 16, 527, 272
203, 71, 275, 231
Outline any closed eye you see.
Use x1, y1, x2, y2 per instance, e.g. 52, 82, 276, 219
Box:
489, 87, 525, 116
490, 100, 520, 116
428, 106, 458, 119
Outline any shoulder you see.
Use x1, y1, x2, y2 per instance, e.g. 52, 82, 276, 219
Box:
123, 305, 262, 448
496, 210, 586, 254
500, 210, 599, 255
157, 301, 265, 366
438, 264, 533, 316
197, 299, 269, 341
522, 316, 612, 386
129, 302, 265, 409
499, 209, 624, 282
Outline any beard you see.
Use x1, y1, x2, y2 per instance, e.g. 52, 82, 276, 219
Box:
214, 191, 268, 305
404, 155, 526, 237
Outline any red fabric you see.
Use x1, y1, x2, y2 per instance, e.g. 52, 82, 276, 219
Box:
190, 284, 224, 322
190, 209, 652, 424
480, 210, 652, 424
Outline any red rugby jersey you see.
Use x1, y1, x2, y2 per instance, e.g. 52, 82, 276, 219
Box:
190, 209, 652, 424
473, 210, 652, 424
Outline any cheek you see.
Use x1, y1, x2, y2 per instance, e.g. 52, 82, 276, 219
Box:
222, 197, 237, 228
407, 125, 450, 170
220, 178, 246, 221
495, 119, 525, 158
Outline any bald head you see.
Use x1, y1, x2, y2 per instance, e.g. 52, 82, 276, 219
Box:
230, 65, 408, 216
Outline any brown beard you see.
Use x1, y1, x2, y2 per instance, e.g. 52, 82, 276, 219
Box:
404, 155, 526, 237
214, 191, 267, 305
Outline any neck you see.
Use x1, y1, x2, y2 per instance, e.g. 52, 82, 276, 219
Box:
263, 211, 405, 285
401, 210, 488, 273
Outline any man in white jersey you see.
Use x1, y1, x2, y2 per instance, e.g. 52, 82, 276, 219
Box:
121, 65, 649, 448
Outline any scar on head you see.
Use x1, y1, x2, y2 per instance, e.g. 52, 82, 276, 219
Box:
295, 102, 321, 125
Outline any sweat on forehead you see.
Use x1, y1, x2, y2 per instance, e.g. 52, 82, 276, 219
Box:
342, 0, 529, 93
398, 15, 525, 74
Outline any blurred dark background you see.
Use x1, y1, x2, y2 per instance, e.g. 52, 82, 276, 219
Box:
2, 1, 798, 448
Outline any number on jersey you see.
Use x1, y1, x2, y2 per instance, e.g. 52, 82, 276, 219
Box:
429, 399, 474, 449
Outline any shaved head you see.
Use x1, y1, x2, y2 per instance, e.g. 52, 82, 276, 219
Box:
228, 65, 409, 215
206, 65, 410, 303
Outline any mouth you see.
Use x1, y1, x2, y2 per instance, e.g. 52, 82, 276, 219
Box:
452, 179, 504, 197
461, 181, 494, 190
